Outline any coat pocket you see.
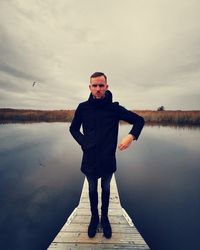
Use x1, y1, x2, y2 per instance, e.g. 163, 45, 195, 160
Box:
81, 133, 96, 151
82, 146, 96, 166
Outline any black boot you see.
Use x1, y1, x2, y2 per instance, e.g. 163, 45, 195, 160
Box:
101, 215, 112, 239
88, 191, 99, 238
101, 190, 112, 238
88, 214, 99, 238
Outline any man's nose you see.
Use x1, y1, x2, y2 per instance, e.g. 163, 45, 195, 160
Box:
96, 85, 100, 90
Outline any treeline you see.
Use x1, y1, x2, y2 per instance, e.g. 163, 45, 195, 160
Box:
0, 108, 200, 125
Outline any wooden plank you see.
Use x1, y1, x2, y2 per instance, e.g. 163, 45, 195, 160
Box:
72, 208, 124, 216
71, 215, 132, 224
77, 203, 121, 209
52, 231, 148, 245
80, 198, 119, 204
49, 243, 149, 250
60, 224, 140, 233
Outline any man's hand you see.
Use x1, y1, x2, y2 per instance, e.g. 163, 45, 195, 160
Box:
118, 134, 135, 151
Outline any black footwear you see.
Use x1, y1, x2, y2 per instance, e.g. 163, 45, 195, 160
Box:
88, 214, 99, 238
88, 190, 99, 238
101, 215, 112, 238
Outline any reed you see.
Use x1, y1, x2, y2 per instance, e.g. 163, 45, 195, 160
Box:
134, 110, 200, 125
0, 108, 73, 123
0, 108, 200, 125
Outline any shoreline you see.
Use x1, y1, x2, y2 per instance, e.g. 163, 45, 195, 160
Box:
0, 108, 200, 126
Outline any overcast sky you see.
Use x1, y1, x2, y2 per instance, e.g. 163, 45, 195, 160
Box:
0, 0, 200, 110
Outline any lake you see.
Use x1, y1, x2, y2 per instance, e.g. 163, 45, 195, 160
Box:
0, 122, 200, 250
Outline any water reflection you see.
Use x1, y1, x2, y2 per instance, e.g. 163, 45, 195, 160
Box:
0, 123, 200, 250
0, 123, 84, 250
117, 124, 200, 250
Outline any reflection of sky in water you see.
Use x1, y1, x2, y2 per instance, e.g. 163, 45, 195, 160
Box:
0, 123, 84, 250
117, 125, 200, 250
0, 123, 200, 250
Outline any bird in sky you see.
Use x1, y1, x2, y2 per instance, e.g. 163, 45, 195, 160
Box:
32, 81, 37, 87
38, 159, 46, 167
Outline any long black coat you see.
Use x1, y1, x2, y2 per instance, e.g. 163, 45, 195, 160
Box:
69, 90, 145, 178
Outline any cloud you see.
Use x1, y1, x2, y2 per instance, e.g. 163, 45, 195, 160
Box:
0, 0, 200, 110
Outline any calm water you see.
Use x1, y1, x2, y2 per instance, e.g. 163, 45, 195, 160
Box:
0, 123, 200, 250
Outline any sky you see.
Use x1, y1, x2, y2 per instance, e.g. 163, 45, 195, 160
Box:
0, 0, 200, 110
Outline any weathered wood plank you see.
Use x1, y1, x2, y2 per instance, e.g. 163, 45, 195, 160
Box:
80, 197, 120, 203
71, 215, 132, 224
52, 231, 147, 244
60, 224, 140, 233
49, 242, 149, 250
72, 209, 124, 216
77, 203, 121, 210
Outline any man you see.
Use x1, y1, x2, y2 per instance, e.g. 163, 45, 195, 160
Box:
69, 72, 145, 239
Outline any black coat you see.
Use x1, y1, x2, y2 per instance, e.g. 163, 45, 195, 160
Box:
69, 90, 145, 178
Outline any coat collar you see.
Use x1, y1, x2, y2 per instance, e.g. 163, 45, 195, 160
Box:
88, 90, 113, 107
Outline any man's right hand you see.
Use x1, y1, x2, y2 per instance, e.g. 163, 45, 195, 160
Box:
118, 134, 135, 151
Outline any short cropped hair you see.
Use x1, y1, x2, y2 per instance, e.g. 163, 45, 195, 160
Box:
90, 72, 107, 83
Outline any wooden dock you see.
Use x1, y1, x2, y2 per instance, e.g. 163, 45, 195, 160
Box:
48, 174, 150, 249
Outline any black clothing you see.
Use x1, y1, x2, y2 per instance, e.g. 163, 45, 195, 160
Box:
101, 214, 112, 238
88, 213, 99, 238
85, 173, 113, 238
86, 173, 113, 215
86, 173, 113, 193
69, 90, 145, 178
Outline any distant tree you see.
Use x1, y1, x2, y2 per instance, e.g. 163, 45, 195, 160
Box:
157, 106, 165, 111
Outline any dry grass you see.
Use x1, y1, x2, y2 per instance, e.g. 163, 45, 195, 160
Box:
0, 108, 200, 125
0, 108, 73, 123
133, 110, 200, 125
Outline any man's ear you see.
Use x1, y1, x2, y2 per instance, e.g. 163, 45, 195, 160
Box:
89, 85, 91, 91
106, 84, 109, 90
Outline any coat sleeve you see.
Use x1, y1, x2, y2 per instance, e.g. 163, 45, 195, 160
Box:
69, 104, 84, 146
117, 105, 145, 140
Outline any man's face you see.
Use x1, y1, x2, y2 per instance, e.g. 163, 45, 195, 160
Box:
89, 76, 108, 99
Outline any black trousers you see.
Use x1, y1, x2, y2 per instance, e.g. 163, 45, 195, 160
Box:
86, 173, 113, 216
